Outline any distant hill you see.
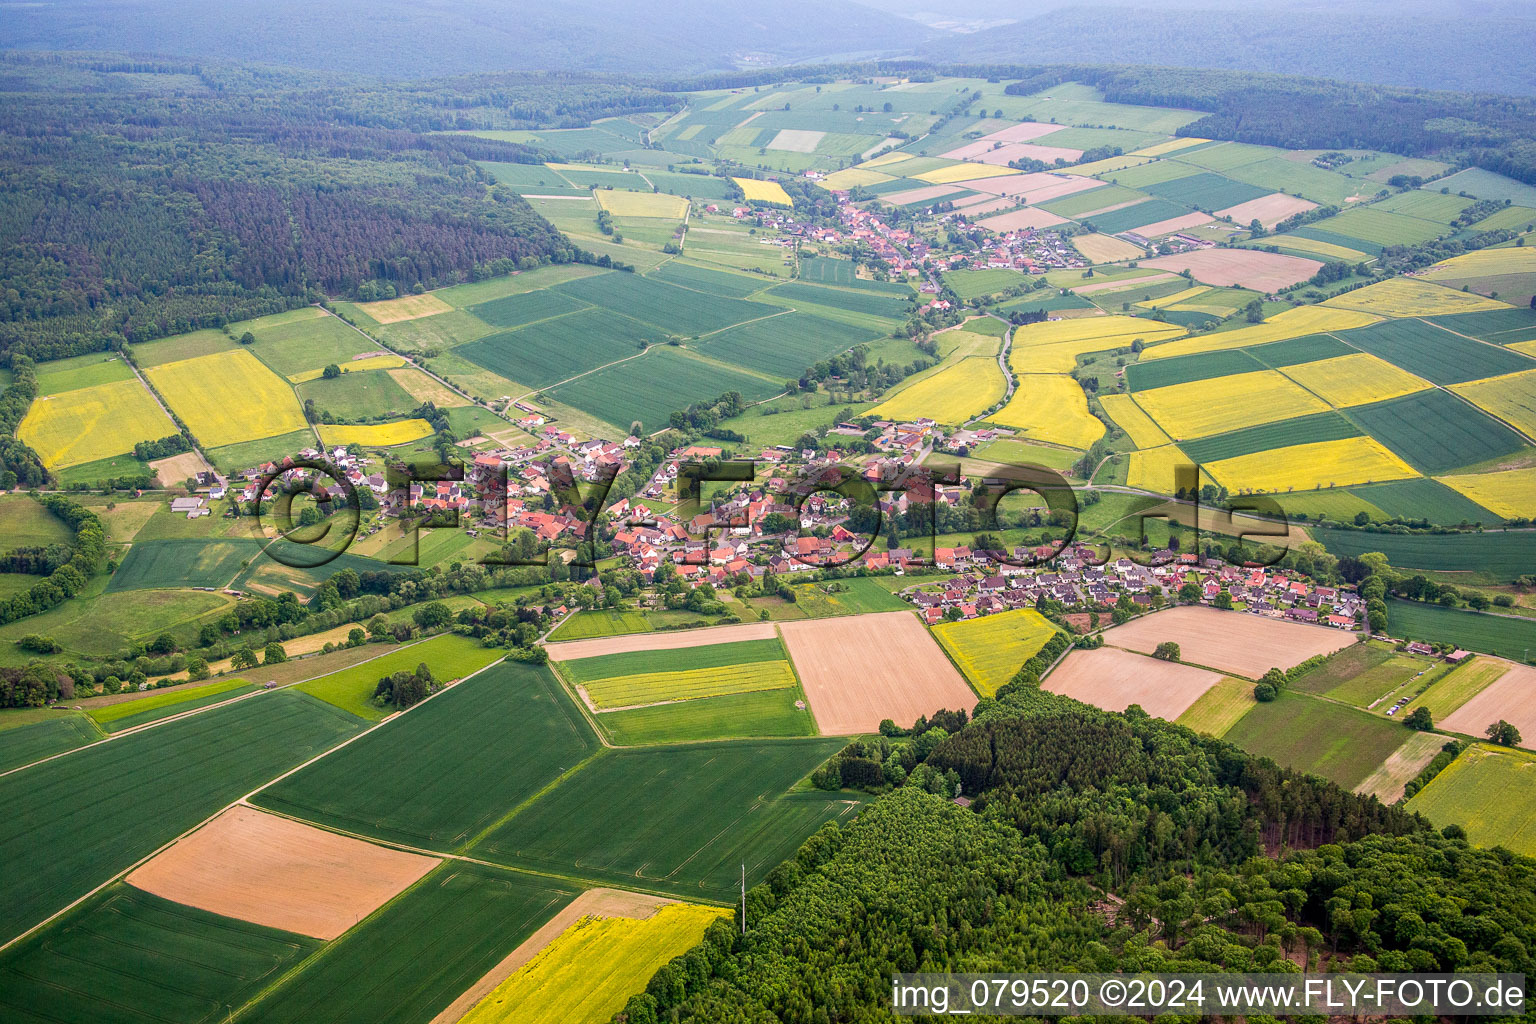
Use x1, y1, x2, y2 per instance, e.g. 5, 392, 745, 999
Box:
0, 0, 929, 78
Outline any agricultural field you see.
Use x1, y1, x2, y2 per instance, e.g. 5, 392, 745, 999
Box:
1439, 660, 1536, 746
1100, 606, 1355, 678
596, 688, 816, 745
779, 611, 975, 734
457, 901, 727, 1024
296, 366, 416, 417
1126, 444, 1199, 493
1098, 393, 1173, 447
1407, 744, 1536, 856
549, 608, 651, 640
786, 576, 913, 617
1324, 278, 1511, 317
558, 636, 796, 709
86, 677, 259, 733
1141, 305, 1378, 361
1221, 690, 1411, 790
459, 308, 660, 388
1045, 647, 1223, 721
1204, 435, 1418, 494
1451, 368, 1536, 438
1388, 599, 1536, 658
694, 311, 880, 378
33, 351, 135, 395
1141, 248, 1322, 291
554, 271, 770, 337
1344, 318, 1534, 385
18, 377, 177, 469
1174, 676, 1259, 737
768, 280, 910, 318
1132, 369, 1328, 440
1355, 730, 1448, 804
146, 349, 309, 448
989, 374, 1106, 449
0, 690, 365, 944
549, 347, 778, 434
254, 661, 598, 849
316, 419, 435, 447
1351, 388, 1530, 476
932, 608, 1060, 696
1277, 352, 1429, 407
1321, 526, 1536, 576
0, 714, 102, 774
295, 633, 504, 719
1401, 656, 1509, 725
868, 356, 1005, 424
733, 177, 793, 205
243, 864, 580, 1024
1439, 467, 1536, 521
470, 738, 855, 897
244, 309, 379, 377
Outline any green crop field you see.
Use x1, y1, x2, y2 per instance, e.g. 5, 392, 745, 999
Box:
1341, 318, 1534, 385
942, 268, 1027, 300
1406, 744, 1536, 856
549, 347, 779, 433
1246, 332, 1355, 367
294, 633, 503, 720
1321, 527, 1536, 575
1424, 168, 1536, 207
1220, 690, 1410, 790
1288, 641, 1396, 695
767, 281, 910, 319
0, 714, 101, 773
787, 577, 913, 617
800, 256, 858, 286
242, 864, 579, 1024
554, 271, 769, 336
1082, 198, 1193, 233
1387, 600, 1536, 659
255, 661, 597, 849
1351, 388, 1529, 475
87, 678, 260, 733
1141, 171, 1269, 210
458, 308, 662, 388
0, 690, 364, 944
1220, 156, 1366, 205
999, 290, 1096, 314
297, 368, 419, 420
1174, 677, 1258, 737
246, 309, 376, 377
560, 637, 787, 686
1348, 478, 1501, 525
597, 688, 816, 745
205, 429, 321, 475
1124, 349, 1264, 391
1429, 308, 1536, 341
470, 738, 856, 897
33, 352, 135, 396
652, 260, 768, 297
106, 538, 265, 592
467, 288, 588, 329
0, 885, 320, 1024
1315, 207, 1447, 247
1038, 183, 1145, 218
549, 608, 652, 640
1372, 190, 1475, 223
693, 311, 879, 378
1179, 411, 1360, 464
130, 327, 241, 367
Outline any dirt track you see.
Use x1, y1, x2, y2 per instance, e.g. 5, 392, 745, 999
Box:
1045, 647, 1221, 720
125, 805, 439, 939
1100, 606, 1354, 679
430, 888, 675, 1024
779, 611, 975, 735
545, 621, 778, 661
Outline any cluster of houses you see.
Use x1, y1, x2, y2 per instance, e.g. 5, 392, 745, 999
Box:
928, 224, 1089, 276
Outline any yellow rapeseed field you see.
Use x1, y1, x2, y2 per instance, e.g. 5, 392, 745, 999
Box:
1139, 304, 1381, 360
861, 151, 915, 170
317, 419, 435, 447
1510, 339, 1536, 359
1261, 234, 1369, 262
932, 608, 1059, 697
1131, 137, 1211, 157
1323, 277, 1511, 317
584, 660, 796, 708
1011, 315, 1183, 349
913, 162, 1021, 184
1012, 338, 1133, 373
988, 374, 1106, 450
459, 904, 728, 1024
18, 378, 177, 469
595, 190, 688, 219
1137, 286, 1210, 309
1132, 369, 1328, 439
1278, 352, 1432, 407
1099, 393, 1172, 448
819, 167, 897, 190
1451, 368, 1536, 437
354, 292, 453, 324
1072, 234, 1145, 263
1437, 468, 1536, 521
1206, 436, 1418, 493
869, 356, 1007, 424
1126, 444, 1198, 494
146, 349, 307, 448
1419, 246, 1536, 279
732, 177, 793, 206
287, 354, 408, 384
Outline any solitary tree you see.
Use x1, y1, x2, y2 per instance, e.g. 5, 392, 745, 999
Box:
263, 642, 287, 665
1488, 720, 1523, 746
1405, 706, 1434, 731
1152, 641, 1181, 662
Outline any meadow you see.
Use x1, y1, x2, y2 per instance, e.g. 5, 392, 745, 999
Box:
0, 885, 320, 1024
242, 864, 581, 1024
0, 494, 75, 547
295, 633, 504, 720
18, 377, 177, 469
1220, 690, 1410, 790
931, 608, 1059, 697
0, 690, 364, 944
458, 903, 727, 1024
1406, 744, 1536, 857
1387, 600, 1536, 659
1401, 657, 1508, 723
146, 349, 309, 448
297, 367, 417, 418
470, 739, 854, 898
33, 351, 135, 395
254, 661, 598, 850
86, 678, 260, 733
246, 309, 378, 377
597, 688, 816, 745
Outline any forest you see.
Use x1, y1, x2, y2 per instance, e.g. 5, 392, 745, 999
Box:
617, 690, 1536, 1023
